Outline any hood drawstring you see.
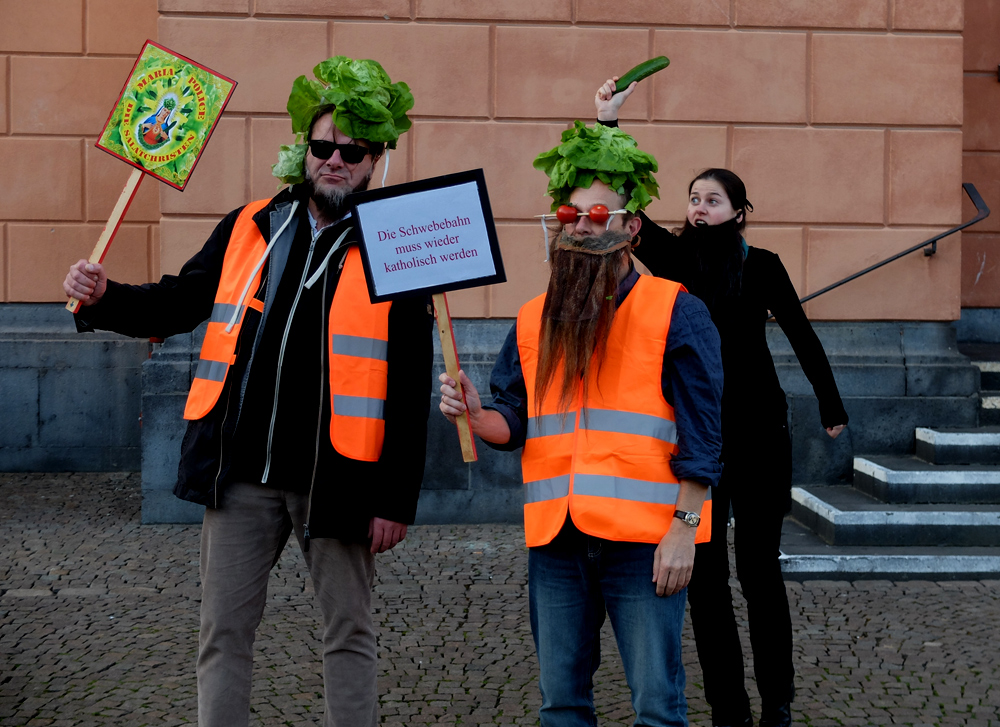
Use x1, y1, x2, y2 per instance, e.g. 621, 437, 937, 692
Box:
304, 226, 352, 290
226, 199, 301, 333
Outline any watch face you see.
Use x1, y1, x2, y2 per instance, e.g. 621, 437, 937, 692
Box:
675, 509, 700, 526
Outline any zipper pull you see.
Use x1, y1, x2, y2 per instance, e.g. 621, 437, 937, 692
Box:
303, 524, 311, 553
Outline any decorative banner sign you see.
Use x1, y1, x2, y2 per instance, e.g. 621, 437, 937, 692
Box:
95, 40, 236, 191
66, 40, 236, 314
349, 169, 505, 303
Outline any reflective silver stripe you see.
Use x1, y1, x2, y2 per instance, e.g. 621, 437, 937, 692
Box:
580, 409, 677, 444
194, 359, 228, 383
527, 413, 574, 439
210, 302, 239, 324
332, 334, 388, 361
573, 474, 680, 506
333, 394, 385, 420
524, 475, 571, 504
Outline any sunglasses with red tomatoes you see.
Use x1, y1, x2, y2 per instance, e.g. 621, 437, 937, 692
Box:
535, 204, 630, 261
535, 204, 628, 227
308, 140, 373, 165
555, 204, 628, 225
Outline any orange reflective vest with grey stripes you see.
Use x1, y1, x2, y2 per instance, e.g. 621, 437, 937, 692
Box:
516, 275, 712, 548
182, 199, 392, 462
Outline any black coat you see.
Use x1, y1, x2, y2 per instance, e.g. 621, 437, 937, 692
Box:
77, 186, 434, 541
633, 213, 848, 439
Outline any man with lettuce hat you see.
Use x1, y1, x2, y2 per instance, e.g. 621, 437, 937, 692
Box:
439, 121, 724, 726
63, 57, 431, 726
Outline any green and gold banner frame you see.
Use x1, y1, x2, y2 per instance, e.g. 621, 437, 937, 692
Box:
96, 40, 236, 191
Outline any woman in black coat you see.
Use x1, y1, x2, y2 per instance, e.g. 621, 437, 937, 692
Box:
596, 78, 848, 727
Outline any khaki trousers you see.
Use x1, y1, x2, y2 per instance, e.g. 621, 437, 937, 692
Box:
196, 482, 377, 727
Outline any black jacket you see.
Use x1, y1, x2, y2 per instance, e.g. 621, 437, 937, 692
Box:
633, 213, 848, 437
77, 186, 434, 541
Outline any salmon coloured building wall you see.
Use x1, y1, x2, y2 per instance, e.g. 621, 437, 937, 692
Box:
0, 0, 161, 303
961, 0, 1000, 308
0, 0, 986, 321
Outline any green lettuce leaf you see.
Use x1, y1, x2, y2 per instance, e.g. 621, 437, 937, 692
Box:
271, 143, 308, 186
533, 121, 659, 212
274, 57, 414, 183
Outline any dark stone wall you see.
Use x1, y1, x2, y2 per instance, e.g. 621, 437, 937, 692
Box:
769, 322, 980, 484
0, 304, 988, 524
0, 305, 147, 472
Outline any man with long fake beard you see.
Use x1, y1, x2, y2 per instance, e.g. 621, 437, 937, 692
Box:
63, 57, 432, 727
439, 121, 724, 727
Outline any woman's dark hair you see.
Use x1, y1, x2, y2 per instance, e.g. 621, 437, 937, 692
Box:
677, 168, 753, 312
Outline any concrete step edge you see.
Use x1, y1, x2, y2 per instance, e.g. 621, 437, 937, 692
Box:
779, 552, 1000, 578
791, 487, 1000, 526
914, 427, 1000, 446
853, 457, 1000, 485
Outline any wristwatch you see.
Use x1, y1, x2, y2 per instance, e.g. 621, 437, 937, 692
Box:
673, 509, 701, 528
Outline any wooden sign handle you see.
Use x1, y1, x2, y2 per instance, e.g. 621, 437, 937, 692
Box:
66, 167, 145, 314
432, 292, 478, 463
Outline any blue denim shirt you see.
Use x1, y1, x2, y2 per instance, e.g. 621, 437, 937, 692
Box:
483, 268, 724, 488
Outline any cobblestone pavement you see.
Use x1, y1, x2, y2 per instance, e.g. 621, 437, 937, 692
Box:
2, 473, 999, 726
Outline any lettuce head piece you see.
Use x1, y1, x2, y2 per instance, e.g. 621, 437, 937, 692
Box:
533, 121, 659, 213
272, 56, 414, 186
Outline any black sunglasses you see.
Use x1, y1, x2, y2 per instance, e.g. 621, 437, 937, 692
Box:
308, 140, 372, 165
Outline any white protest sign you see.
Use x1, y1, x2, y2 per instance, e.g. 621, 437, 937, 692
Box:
349, 169, 504, 302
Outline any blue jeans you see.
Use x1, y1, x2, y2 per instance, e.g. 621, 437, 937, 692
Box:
529, 520, 688, 727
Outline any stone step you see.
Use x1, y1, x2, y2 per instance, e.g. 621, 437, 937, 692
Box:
854, 454, 1000, 502
980, 390, 1000, 426
779, 518, 1000, 581
915, 426, 1000, 465
962, 352, 1000, 390
789, 485, 1000, 546
972, 361, 1000, 390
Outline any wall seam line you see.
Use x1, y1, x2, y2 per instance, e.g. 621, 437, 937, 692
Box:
2, 222, 7, 303
725, 123, 733, 170
244, 116, 251, 204
79, 138, 87, 223
489, 24, 496, 120
4, 55, 10, 134
82, 0, 89, 55
884, 128, 892, 227
647, 26, 654, 121
805, 30, 812, 126
801, 225, 808, 313
147, 224, 153, 283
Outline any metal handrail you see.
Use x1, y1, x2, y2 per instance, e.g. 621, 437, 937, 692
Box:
798, 183, 990, 305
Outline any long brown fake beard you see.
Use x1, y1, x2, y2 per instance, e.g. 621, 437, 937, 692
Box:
535, 229, 632, 414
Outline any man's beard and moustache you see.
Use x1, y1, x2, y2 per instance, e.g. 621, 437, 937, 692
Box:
535, 228, 632, 413
303, 164, 372, 220
676, 216, 745, 314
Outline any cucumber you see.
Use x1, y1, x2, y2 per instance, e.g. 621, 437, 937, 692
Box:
613, 56, 670, 94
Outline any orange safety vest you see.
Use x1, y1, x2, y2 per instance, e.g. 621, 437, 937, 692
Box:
517, 275, 712, 548
183, 199, 392, 462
